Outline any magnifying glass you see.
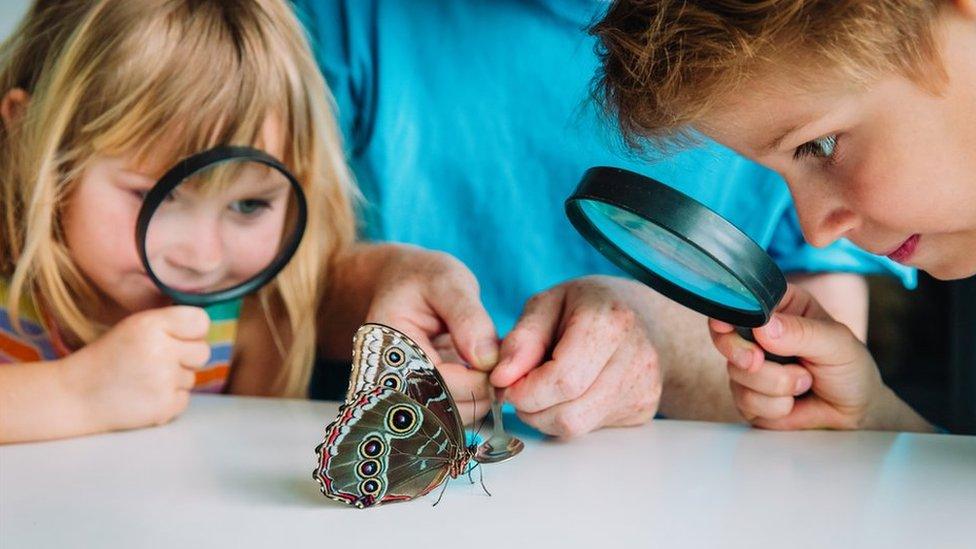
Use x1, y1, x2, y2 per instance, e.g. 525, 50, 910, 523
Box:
565, 166, 794, 364
135, 146, 307, 317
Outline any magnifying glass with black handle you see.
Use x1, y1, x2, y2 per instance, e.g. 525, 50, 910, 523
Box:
135, 146, 307, 319
565, 166, 797, 365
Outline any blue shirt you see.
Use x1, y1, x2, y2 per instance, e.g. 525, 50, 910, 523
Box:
295, 0, 914, 334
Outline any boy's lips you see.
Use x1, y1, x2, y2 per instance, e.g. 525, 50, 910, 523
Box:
883, 234, 920, 264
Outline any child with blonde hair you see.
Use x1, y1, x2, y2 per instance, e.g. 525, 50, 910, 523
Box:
592, 0, 976, 432
0, 0, 493, 443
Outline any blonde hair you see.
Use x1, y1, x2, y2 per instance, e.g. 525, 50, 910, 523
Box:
0, 0, 356, 397
590, 0, 946, 150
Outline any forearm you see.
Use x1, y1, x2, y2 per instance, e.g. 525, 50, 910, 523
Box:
0, 358, 96, 443
643, 291, 741, 422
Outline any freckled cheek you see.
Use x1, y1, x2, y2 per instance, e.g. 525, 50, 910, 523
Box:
843, 155, 918, 223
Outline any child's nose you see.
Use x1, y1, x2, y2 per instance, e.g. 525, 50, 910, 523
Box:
798, 204, 859, 249
170, 225, 224, 275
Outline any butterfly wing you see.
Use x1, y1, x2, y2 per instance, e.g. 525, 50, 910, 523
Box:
348, 323, 466, 446
314, 386, 463, 508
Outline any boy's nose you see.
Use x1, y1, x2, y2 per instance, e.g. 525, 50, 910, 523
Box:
797, 204, 859, 249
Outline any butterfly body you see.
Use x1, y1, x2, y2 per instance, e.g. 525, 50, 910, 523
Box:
314, 323, 478, 508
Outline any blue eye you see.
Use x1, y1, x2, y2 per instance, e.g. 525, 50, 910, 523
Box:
794, 134, 838, 161
229, 199, 270, 215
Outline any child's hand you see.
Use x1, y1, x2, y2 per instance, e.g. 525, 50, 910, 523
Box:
64, 306, 211, 433
709, 284, 925, 431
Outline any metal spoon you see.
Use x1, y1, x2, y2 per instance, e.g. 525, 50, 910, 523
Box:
473, 387, 524, 464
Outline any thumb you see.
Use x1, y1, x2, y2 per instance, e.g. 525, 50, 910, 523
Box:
754, 312, 864, 368
490, 288, 563, 388
427, 278, 499, 372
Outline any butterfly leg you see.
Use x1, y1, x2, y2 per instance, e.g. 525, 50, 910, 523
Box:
431, 478, 451, 507
477, 463, 491, 497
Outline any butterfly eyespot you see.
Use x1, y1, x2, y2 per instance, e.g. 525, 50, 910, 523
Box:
386, 404, 419, 435
383, 347, 406, 366
358, 459, 380, 478
379, 373, 403, 391
359, 478, 382, 496
358, 437, 385, 458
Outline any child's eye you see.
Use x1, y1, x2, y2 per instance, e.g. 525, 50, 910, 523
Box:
794, 134, 838, 161
229, 199, 270, 215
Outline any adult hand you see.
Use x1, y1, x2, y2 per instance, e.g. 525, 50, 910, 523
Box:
490, 275, 662, 437
364, 245, 497, 424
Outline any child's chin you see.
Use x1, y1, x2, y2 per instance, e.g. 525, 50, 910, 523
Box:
124, 292, 173, 312
924, 256, 976, 281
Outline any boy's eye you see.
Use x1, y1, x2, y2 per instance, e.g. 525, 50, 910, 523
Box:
229, 199, 270, 215
794, 134, 838, 161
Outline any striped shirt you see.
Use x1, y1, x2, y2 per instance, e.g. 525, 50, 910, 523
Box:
0, 279, 239, 393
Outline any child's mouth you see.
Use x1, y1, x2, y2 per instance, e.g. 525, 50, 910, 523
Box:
885, 234, 920, 264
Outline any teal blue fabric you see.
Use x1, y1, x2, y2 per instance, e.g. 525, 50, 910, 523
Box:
294, 0, 915, 335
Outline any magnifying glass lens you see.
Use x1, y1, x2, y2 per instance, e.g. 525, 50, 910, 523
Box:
144, 158, 300, 296
578, 199, 762, 313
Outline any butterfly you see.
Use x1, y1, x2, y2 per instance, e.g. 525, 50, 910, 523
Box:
313, 323, 482, 508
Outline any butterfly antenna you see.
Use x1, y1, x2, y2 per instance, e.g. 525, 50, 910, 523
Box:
431, 478, 450, 507
471, 392, 492, 444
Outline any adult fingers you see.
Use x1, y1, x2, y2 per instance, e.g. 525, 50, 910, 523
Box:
490, 289, 564, 387
437, 362, 491, 402
515, 337, 658, 436
503, 303, 631, 412
426, 273, 499, 371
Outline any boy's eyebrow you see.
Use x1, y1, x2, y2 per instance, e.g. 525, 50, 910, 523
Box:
761, 120, 808, 154
759, 112, 827, 154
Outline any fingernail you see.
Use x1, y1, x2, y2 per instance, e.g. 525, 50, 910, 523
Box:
794, 376, 812, 395
764, 316, 783, 338
733, 348, 754, 369
476, 340, 499, 369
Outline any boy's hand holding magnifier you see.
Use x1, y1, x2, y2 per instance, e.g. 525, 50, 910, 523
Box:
565, 167, 931, 433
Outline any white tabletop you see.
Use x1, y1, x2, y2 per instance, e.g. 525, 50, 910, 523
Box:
2, 395, 974, 549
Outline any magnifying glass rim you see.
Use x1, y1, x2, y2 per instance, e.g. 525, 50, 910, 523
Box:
564, 166, 785, 327
135, 145, 308, 307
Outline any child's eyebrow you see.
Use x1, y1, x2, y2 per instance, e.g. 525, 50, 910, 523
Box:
761, 119, 810, 154
120, 169, 156, 182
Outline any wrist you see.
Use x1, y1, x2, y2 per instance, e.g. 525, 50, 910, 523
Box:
56, 352, 106, 434
858, 385, 934, 433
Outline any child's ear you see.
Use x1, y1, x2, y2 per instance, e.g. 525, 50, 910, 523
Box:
1, 88, 30, 130
955, 0, 976, 19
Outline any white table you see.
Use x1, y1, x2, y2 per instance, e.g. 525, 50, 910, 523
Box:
2, 395, 974, 548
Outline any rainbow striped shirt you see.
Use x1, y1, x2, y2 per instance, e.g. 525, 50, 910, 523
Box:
0, 279, 239, 393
